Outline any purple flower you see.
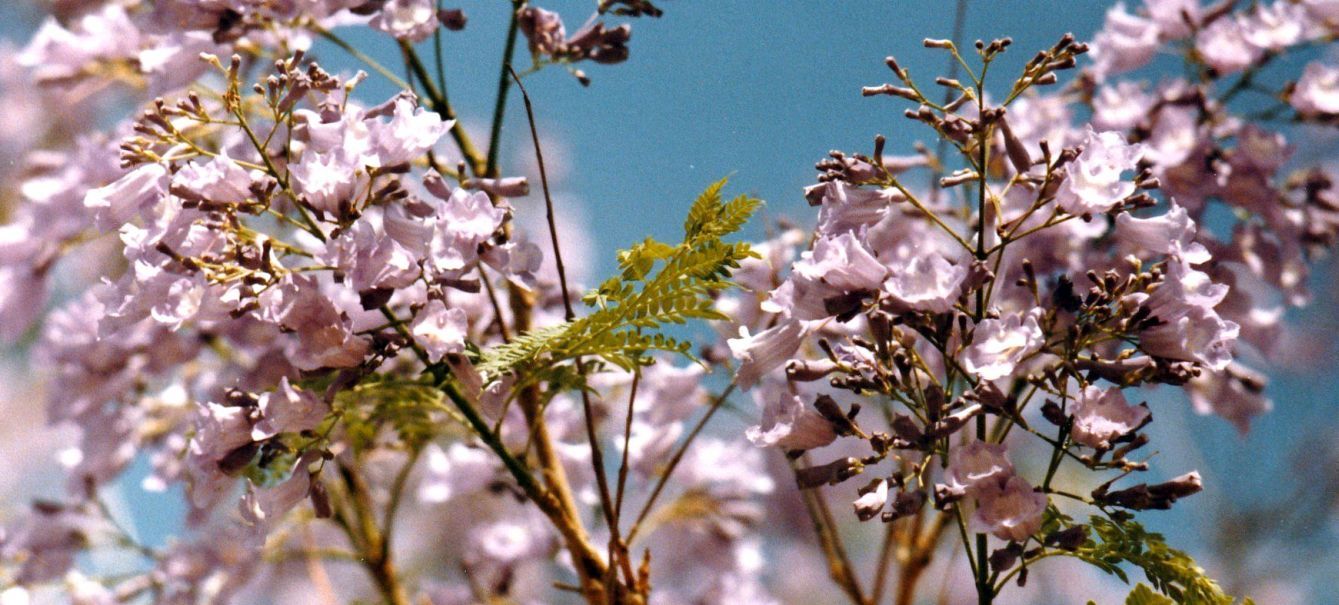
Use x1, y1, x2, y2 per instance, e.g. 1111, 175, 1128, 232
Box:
371, 0, 440, 43
960, 308, 1044, 381
1145, 252, 1229, 323
1091, 81, 1154, 131
813, 181, 901, 235
421, 179, 507, 275
882, 253, 966, 314
290, 151, 364, 217
1302, 0, 1339, 23
410, 299, 468, 362
321, 217, 424, 294
1146, 0, 1202, 40
251, 378, 329, 440
970, 476, 1047, 542
82, 163, 167, 231
1140, 305, 1239, 370
239, 460, 312, 526
1187, 363, 1272, 434
728, 319, 806, 390
1195, 17, 1262, 75
0, 266, 46, 341
1088, 3, 1160, 78
767, 232, 886, 320
1070, 385, 1150, 449
171, 154, 254, 205
261, 276, 371, 371
1115, 202, 1209, 263
744, 391, 837, 451
1056, 128, 1143, 216
942, 441, 1015, 496
1, 504, 91, 584
1292, 61, 1339, 116
1240, 2, 1313, 51
369, 95, 453, 166
794, 232, 888, 293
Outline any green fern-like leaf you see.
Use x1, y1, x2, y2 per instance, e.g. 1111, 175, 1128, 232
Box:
683, 177, 728, 239
1071, 516, 1245, 605
479, 178, 760, 380
1127, 584, 1176, 605
335, 378, 459, 450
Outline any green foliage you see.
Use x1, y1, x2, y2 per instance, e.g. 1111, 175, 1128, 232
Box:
1126, 584, 1176, 605
1070, 515, 1251, 605
240, 446, 297, 488
336, 377, 459, 450
479, 178, 760, 378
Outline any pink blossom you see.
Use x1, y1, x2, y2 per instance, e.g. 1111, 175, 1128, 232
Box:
18, 5, 141, 84
1115, 202, 1209, 263
1140, 305, 1239, 370
0, 267, 47, 341
189, 402, 254, 463
618, 419, 684, 476
793, 232, 887, 294
421, 181, 507, 275
171, 154, 254, 205
677, 437, 776, 496
745, 391, 837, 451
1091, 81, 1154, 131
239, 462, 311, 526
1240, 2, 1313, 51
1146, 251, 1229, 322
1187, 363, 1272, 433
82, 163, 167, 231
970, 476, 1047, 542
1056, 128, 1143, 216
1292, 61, 1339, 116
138, 32, 221, 94
1195, 18, 1262, 75
1, 504, 91, 584
251, 378, 329, 440
1145, 0, 1202, 40
942, 441, 1015, 496
1088, 3, 1160, 78
290, 152, 363, 217
882, 253, 966, 314
368, 96, 453, 165
813, 181, 901, 235
1070, 386, 1150, 449
768, 232, 885, 320
1302, 0, 1339, 23
262, 276, 371, 370
728, 319, 806, 389
371, 0, 440, 43
410, 299, 469, 362
322, 218, 424, 294
961, 309, 1044, 381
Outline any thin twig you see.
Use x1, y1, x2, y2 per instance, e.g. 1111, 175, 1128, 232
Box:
626, 382, 737, 545
397, 40, 487, 176
507, 64, 621, 542
606, 370, 643, 599
487, 2, 524, 178
793, 456, 867, 605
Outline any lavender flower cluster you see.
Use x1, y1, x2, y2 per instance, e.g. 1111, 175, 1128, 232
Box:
0, 1, 1338, 604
